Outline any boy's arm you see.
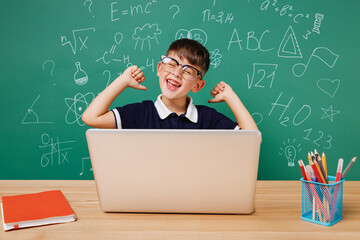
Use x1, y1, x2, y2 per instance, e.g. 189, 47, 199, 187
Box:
208, 81, 258, 130
82, 66, 146, 128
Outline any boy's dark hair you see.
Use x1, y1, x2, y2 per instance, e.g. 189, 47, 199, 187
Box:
166, 38, 210, 75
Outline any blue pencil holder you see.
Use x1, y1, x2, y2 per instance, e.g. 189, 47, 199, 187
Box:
300, 176, 345, 226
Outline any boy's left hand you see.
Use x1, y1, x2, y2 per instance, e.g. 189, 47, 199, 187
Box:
208, 81, 234, 103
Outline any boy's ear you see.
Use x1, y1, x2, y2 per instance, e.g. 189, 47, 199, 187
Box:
156, 62, 162, 77
192, 79, 206, 93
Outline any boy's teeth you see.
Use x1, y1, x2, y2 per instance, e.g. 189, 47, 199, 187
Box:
168, 80, 180, 87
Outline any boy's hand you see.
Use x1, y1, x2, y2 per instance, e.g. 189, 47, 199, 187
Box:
208, 81, 234, 103
120, 65, 147, 91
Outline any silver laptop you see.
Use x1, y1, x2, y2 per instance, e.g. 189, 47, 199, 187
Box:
86, 129, 262, 214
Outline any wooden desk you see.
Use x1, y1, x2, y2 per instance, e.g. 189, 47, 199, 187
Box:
1, 180, 359, 239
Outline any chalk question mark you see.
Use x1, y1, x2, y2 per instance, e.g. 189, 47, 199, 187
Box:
84, 0, 95, 18
170, 5, 180, 19
42, 60, 56, 85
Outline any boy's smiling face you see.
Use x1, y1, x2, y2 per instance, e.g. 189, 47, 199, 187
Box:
157, 52, 205, 103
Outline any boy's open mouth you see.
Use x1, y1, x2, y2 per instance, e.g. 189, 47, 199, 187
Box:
166, 79, 181, 90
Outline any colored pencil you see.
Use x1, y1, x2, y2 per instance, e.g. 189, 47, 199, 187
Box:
322, 152, 328, 177
342, 156, 357, 179
335, 158, 343, 182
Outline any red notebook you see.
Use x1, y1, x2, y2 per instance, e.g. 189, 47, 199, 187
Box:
1, 190, 76, 231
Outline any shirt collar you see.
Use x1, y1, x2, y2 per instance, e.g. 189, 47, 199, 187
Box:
154, 95, 198, 123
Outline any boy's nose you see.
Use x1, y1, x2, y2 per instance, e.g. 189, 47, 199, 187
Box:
172, 65, 183, 77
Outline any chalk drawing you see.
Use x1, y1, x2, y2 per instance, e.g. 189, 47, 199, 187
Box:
278, 26, 302, 58
292, 47, 339, 77
210, 49, 222, 69
65, 92, 95, 126
312, 13, 324, 34
22, 95, 54, 124
321, 105, 340, 123
132, 23, 162, 50
39, 133, 75, 168
80, 157, 93, 176
103, 70, 111, 88
61, 27, 95, 54
316, 78, 340, 98
175, 28, 208, 46
279, 138, 302, 167
74, 62, 88, 85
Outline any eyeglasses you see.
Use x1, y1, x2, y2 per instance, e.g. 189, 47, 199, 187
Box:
160, 55, 203, 81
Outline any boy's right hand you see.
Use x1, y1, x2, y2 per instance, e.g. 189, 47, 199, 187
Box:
120, 65, 147, 91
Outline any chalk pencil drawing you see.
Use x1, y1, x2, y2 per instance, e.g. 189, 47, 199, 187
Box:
132, 23, 162, 50
316, 78, 340, 98
65, 92, 95, 126
22, 95, 54, 124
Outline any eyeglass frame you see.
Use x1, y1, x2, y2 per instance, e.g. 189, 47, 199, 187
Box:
160, 55, 204, 81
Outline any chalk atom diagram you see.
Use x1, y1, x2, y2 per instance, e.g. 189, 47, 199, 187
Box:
65, 92, 95, 126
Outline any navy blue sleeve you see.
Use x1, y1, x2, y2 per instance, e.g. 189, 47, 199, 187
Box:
113, 102, 150, 129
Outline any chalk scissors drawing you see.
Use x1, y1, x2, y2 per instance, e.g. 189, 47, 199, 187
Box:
22, 95, 54, 124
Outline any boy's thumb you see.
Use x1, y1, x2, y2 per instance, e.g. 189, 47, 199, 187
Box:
137, 84, 147, 91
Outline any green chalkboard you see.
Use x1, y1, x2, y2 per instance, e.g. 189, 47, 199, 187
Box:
1, 0, 359, 180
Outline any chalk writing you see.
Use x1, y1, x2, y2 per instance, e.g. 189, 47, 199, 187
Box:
303, 128, 333, 149
84, 0, 95, 18
247, 63, 278, 89
111, 0, 158, 21
227, 29, 273, 52
202, 9, 234, 24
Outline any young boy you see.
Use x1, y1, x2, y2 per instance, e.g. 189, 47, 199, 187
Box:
82, 39, 258, 130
